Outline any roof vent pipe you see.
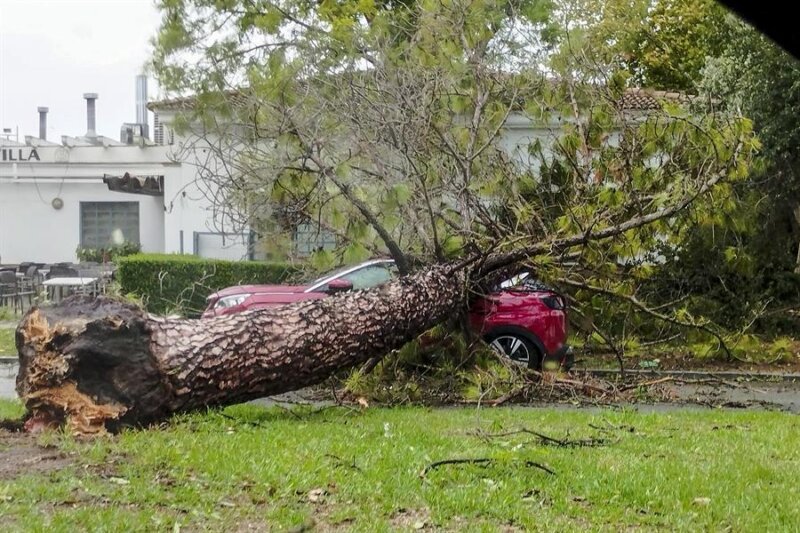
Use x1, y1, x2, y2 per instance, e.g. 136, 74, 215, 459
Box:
83, 93, 98, 138
37, 107, 49, 140
135, 75, 149, 138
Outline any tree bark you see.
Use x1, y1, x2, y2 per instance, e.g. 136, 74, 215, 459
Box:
15, 266, 465, 434
793, 204, 800, 274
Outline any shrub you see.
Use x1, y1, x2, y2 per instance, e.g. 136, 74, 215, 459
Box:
117, 254, 301, 316
76, 242, 141, 263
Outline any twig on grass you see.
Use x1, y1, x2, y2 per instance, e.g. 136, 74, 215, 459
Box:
420, 458, 555, 478
523, 461, 557, 475
218, 412, 271, 429
324, 453, 363, 472
588, 422, 636, 433
490, 386, 525, 406
471, 428, 608, 447
277, 404, 304, 420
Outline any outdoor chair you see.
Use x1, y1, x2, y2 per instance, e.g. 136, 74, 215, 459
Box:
47, 266, 80, 279
17, 265, 40, 309
0, 270, 21, 313
75, 269, 101, 296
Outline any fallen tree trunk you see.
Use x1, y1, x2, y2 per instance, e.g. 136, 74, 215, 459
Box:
16, 266, 465, 434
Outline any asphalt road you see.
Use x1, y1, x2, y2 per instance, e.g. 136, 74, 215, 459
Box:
1, 363, 16, 399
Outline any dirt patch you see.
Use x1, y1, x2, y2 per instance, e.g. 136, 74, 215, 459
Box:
0, 429, 73, 479
445, 515, 525, 532
390, 507, 432, 530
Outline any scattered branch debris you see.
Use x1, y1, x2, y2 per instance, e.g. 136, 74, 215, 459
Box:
471, 428, 608, 448
420, 458, 555, 478
0, 419, 25, 433
325, 453, 363, 472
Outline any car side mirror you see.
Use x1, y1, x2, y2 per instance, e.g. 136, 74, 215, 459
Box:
326, 278, 353, 294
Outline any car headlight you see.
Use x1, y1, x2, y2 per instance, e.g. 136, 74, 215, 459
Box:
215, 293, 251, 309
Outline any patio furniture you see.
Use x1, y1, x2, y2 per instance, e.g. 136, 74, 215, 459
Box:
47, 266, 80, 279
17, 265, 40, 308
42, 277, 99, 303
0, 271, 21, 313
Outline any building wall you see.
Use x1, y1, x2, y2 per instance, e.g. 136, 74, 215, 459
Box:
157, 111, 251, 259
0, 143, 172, 264
0, 180, 163, 263
159, 152, 250, 259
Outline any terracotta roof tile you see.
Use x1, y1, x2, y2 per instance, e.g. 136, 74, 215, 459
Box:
620, 89, 692, 110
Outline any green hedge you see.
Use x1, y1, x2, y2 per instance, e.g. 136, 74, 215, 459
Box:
117, 254, 301, 316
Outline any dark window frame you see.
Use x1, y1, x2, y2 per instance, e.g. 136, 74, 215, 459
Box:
79, 201, 140, 249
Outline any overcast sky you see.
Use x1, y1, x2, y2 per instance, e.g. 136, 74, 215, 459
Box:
0, 0, 161, 142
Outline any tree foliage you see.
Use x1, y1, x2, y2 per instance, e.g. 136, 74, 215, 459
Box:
627, 0, 729, 90
547, 0, 730, 91
152, 0, 757, 356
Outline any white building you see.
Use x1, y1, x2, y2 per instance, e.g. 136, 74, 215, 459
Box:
0, 81, 668, 265
0, 79, 250, 265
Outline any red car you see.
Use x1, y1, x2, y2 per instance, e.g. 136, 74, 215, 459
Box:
202, 259, 572, 369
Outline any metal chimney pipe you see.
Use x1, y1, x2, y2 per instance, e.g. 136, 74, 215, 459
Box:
83, 93, 98, 138
37, 107, 49, 140
135, 75, 149, 138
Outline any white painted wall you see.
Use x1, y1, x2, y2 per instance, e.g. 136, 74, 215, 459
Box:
0, 143, 172, 264
0, 180, 163, 263
158, 111, 250, 259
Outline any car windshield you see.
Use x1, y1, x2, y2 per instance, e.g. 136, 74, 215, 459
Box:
304, 265, 354, 286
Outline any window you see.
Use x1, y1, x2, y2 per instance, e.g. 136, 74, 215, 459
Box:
340, 264, 396, 290
80, 202, 140, 248
294, 222, 337, 256
194, 232, 248, 260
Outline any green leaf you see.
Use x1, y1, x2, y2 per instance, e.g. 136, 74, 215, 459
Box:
343, 242, 370, 264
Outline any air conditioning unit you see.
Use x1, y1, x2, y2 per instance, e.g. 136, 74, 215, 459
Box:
120, 123, 146, 145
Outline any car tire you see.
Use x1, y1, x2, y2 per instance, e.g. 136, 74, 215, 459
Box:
485, 330, 543, 370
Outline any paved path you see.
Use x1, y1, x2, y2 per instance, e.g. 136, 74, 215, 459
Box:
1, 361, 799, 412
584, 368, 800, 382
0, 363, 16, 399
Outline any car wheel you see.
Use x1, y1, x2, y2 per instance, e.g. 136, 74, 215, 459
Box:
485, 332, 542, 370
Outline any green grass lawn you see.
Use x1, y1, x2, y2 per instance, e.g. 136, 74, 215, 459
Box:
0, 328, 15, 357
0, 401, 798, 531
